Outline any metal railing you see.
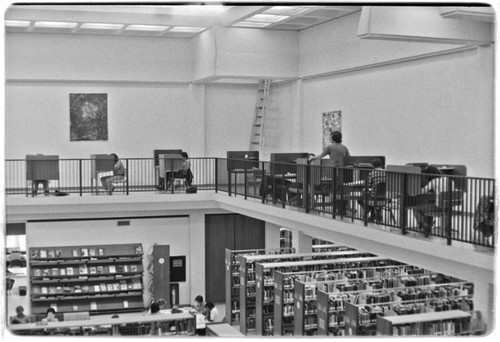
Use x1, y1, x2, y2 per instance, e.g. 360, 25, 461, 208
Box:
216, 159, 495, 249
4, 157, 495, 249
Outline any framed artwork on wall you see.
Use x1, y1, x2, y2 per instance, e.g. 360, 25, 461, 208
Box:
322, 110, 342, 148
70, 93, 108, 141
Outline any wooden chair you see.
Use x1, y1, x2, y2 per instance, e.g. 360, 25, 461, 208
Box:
426, 190, 463, 235
364, 182, 396, 225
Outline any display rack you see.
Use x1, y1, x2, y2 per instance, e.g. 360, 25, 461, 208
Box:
376, 310, 471, 336
224, 247, 295, 327
29, 243, 144, 315
251, 255, 396, 336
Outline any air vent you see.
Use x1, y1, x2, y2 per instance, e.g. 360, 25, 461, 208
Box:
117, 220, 130, 226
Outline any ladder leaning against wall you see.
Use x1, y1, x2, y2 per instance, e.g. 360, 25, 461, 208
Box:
249, 79, 271, 153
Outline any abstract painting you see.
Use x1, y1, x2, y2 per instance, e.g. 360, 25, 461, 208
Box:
322, 110, 342, 148
70, 93, 108, 141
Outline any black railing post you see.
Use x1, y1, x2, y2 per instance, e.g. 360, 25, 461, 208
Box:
362, 179, 369, 226
400, 173, 408, 235
304, 163, 310, 213
215, 159, 219, 193
445, 177, 453, 245
332, 168, 338, 219
79, 159, 83, 196
261, 162, 265, 204
281, 173, 286, 209
244, 163, 248, 200
125, 159, 129, 195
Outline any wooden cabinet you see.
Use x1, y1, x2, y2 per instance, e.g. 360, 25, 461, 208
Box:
147, 244, 170, 307
29, 243, 144, 315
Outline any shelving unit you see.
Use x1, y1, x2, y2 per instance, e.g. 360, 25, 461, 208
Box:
251, 255, 397, 336
238, 249, 358, 334
224, 247, 295, 327
376, 310, 471, 336
29, 243, 144, 315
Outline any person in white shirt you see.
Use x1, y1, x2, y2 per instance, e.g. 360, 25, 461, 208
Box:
205, 302, 220, 322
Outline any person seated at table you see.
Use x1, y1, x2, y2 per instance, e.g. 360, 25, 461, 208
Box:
413, 166, 452, 237
357, 158, 385, 222
166, 152, 193, 188
33, 179, 50, 196
205, 302, 220, 323
100, 153, 125, 195
191, 295, 207, 315
11, 306, 29, 324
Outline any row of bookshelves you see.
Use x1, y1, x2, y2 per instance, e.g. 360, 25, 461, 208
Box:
32, 279, 143, 297
31, 245, 143, 260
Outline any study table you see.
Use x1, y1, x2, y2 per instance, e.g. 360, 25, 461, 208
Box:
9, 310, 197, 336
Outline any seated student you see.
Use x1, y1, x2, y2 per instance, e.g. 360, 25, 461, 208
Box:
11, 306, 29, 324
191, 295, 207, 315
166, 152, 193, 188
357, 158, 386, 222
412, 166, 453, 237
100, 153, 125, 195
33, 179, 50, 196
41, 307, 59, 324
205, 302, 220, 323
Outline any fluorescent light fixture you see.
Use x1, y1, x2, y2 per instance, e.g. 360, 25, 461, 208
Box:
246, 14, 289, 23
80, 23, 124, 30
34, 21, 78, 29
5, 20, 30, 27
126, 24, 169, 32
233, 21, 273, 28
169, 26, 205, 33
264, 6, 310, 15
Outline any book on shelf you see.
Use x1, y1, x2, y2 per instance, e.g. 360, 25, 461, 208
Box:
97, 266, 105, 274
90, 302, 97, 311
72, 249, 79, 257
119, 280, 128, 290
74, 285, 82, 293
41, 286, 48, 294
98, 248, 104, 256
51, 268, 59, 276
31, 250, 39, 258
56, 286, 63, 294
89, 267, 97, 274
55, 249, 63, 257
109, 265, 116, 273
116, 265, 123, 273
132, 279, 142, 290
48, 250, 55, 258
79, 264, 88, 275
81, 248, 89, 257
123, 265, 129, 273
112, 283, 120, 291
82, 285, 89, 293
130, 265, 138, 272
32, 286, 41, 295
89, 248, 97, 256
48, 286, 56, 294
33, 269, 42, 277
63, 285, 71, 293
135, 245, 143, 255
39, 250, 47, 258
100, 283, 107, 292
106, 284, 114, 291
42, 269, 51, 277
67, 267, 74, 275
94, 285, 100, 292
60, 268, 66, 276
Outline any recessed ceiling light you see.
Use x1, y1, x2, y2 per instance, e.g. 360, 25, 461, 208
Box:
233, 21, 273, 28
34, 21, 78, 29
246, 14, 289, 23
5, 20, 30, 27
169, 26, 205, 33
264, 6, 310, 16
126, 24, 169, 32
80, 23, 124, 30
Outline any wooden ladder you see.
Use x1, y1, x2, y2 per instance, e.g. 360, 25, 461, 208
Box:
249, 79, 271, 152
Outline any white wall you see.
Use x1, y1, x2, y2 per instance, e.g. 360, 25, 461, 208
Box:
293, 13, 494, 178
26, 216, 197, 307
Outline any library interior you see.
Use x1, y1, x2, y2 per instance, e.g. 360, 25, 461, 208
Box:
1, 2, 497, 339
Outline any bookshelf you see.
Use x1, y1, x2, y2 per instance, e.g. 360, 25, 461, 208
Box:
29, 243, 144, 315
224, 248, 295, 327
251, 255, 395, 336
376, 310, 472, 336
